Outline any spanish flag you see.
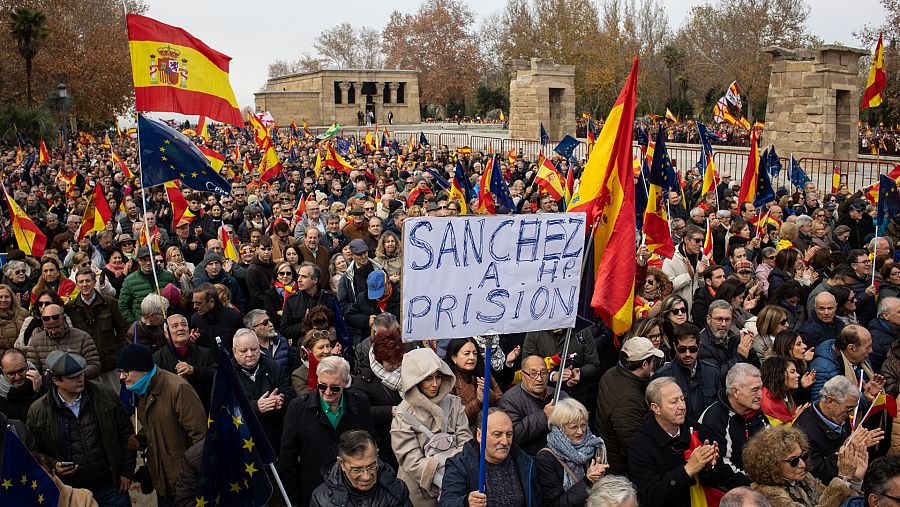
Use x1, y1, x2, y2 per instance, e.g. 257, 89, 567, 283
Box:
861, 33, 886, 109
449, 161, 472, 215
164, 180, 191, 226
567, 58, 639, 335
535, 154, 565, 200
476, 157, 496, 214
703, 219, 714, 257
219, 226, 240, 262
126, 14, 243, 126
197, 145, 225, 172
293, 193, 307, 221
302, 118, 312, 138
666, 108, 679, 123
323, 142, 353, 173
738, 130, 761, 205
832, 167, 841, 194
313, 148, 323, 178
365, 128, 376, 152
111, 149, 134, 178
865, 391, 898, 422
257, 138, 282, 181
77, 183, 113, 242
38, 139, 50, 165
685, 428, 726, 507
4, 188, 46, 257
197, 115, 210, 143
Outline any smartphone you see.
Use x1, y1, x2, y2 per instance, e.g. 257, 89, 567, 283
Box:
58, 462, 75, 467
595, 446, 607, 465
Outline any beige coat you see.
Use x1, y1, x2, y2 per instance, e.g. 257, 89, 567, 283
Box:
136, 368, 207, 497
53, 475, 99, 507
390, 348, 472, 507
0, 306, 28, 351
752, 476, 855, 507
662, 249, 708, 312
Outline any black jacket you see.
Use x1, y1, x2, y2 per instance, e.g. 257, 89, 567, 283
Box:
837, 214, 874, 250
439, 441, 539, 507
691, 285, 716, 327
245, 256, 275, 311
352, 366, 402, 469
280, 288, 340, 343
310, 459, 411, 507
153, 344, 217, 410
0, 376, 45, 422
792, 402, 850, 484
869, 317, 899, 372
233, 355, 295, 447
190, 303, 244, 350
535, 448, 591, 507
628, 417, 747, 507
798, 314, 846, 351
592, 365, 648, 475
698, 389, 770, 474
698, 327, 760, 381
279, 389, 375, 507
653, 359, 720, 421
523, 329, 603, 414
65, 292, 127, 373
344, 282, 401, 340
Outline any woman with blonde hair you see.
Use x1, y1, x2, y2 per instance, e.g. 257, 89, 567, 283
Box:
374, 231, 402, 283
743, 425, 865, 506
754, 305, 791, 358
0, 284, 28, 352
165, 245, 195, 293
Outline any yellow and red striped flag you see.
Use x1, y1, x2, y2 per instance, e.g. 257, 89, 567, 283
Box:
293, 193, 307, 221
101, 132, 112, 149
535, 154, 565, 200
164, 180, 192, 227
219, 226, 240, 262
77, 183, 113, 241
832, 167, 841, 194
323, 142, 353, 173
567, 57, 639, 335
197, 145, 225, 172
126, 14, 243, 126
111, 149, 134, 178
703, 219, 714, 257
665, 108, 679, 123
38, 139, 50, 165
738, 130, 761, 205
861, 33, 886, 109
4, 188, 46, 257
197, 115, 210, 143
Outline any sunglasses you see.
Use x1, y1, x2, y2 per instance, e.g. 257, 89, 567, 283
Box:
780, 319, 790, 325
670, 308, 687, 315
781, 451, 810, 468
277, 271, 292, 276
12, 270, 24, 275
42, 313, 63, 322
255, 318, 271, 327
318, 383, 342, 393
676, 346, 699, 354
738, 270, 753, 275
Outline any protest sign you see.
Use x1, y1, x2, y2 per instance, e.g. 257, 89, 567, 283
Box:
401, 212, 587, 341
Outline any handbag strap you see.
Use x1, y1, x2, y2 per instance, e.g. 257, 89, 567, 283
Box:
539, 447, 579, 483
397, 411, 435, 440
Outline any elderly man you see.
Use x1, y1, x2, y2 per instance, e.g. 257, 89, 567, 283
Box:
152, 314, 216, 410
299, 226, 331, 290
594, 337, 663, 475
245, 309, 292, 374
27, 303, 101, 379
662, 224, 709, 312
295, 199, 326, 237
439, 408, 539, 507
869, 297, 900, 371
698, 300, 760, 379
699, 363, 769, 476
232, 328, 294, 448
0, 348, 45, 422
342, 206, 369, 241
809, 324, 884, 402
798, 292, 847, 350
498, 355, 566, 456
118, 343, 205, 507
65, 268, 127, 392
862, 456, 900, 507
189, 282, 243, 350
321, 213, 350, 256
27, 351, 135, 507
337, 239, 382, 343
652, 323, 720, 421
524, 326, 602, 413
585, 475, 639, 507
118, 246, 177, 325
125, 294, 170, 353
280, 356, 374, 507
629, 377, 747, 507
281, 262, 342, 343
193, 252, 245, 312
794, 375, 882, 483
310, 430, 411, 506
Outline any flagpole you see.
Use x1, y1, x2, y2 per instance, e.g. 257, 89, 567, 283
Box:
268, 463, 291, 506
136, 114, 163, 297
477, 339, 494, 493
852, 368, 864, 430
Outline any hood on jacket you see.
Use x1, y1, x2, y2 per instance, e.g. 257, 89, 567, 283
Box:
400, 348, 455, 404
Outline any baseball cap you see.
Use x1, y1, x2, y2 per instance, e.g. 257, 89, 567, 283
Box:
621, 336, 664, 362
367, 270, 387, 299
348, 239, 369, 254
46, 351, 87, 377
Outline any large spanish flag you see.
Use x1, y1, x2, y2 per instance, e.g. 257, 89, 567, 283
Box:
4, 188, 46, 258
197, 145, 225, 172
535, 154, 565, 201
323, 142, 353, 173
126, 14, 243, 126
861, 33, 886, 109
567, 57, 639, 335
738, 130, 761, 205
77, 183, 113, 241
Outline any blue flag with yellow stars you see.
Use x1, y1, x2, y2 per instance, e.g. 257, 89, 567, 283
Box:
540, 122, 550, 145
195, 346, 274, 507
878, 174, 900, 232
789, 156, 811, 190
753, 148, 777, 208
0, 427, 60, 507
138, 114, 232, 197
489, 157, 516, 211
553, 135, 580, 159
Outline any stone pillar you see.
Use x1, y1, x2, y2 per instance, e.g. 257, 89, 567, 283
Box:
509, 58, 576, 142
337, 82, 351, 105
388, 82, 400, 104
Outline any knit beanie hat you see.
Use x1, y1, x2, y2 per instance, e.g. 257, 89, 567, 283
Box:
117, 343, 154, 372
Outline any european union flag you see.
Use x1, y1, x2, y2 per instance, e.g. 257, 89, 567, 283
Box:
197, 346, 275, 507
554, 135, 580, 159
635, 163, 649, 231
455, 160, 474, 202
650, 129, 673, 189
878, 174, 900, 230
754, 148, 776, 208
335, 137, 351, 157
635, 126, 649, 148
138, 115, 232, 197
489, 158, 516, 210
540, 123, 550, 145
766, 146, 783, 179
288, 147, 297, 163
695, 123, 720, 174
425, 168, 451, 190
0, 427, 60, 507
419, 132, 430, 147
789, 156, 811, 190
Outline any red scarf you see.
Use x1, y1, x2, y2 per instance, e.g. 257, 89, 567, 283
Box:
307, 353, 320, 391
375, 280, 393, 312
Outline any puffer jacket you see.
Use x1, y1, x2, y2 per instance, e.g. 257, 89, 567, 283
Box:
27, 326, 101, 379
698, 389, 770, 474
65, 293, 127, 373
809, 338, 875, 402
868, 317, 900, 372
391, 348, 472, 507
310, 459, 412, 507
0, 306, 28, 351
881, 339, 900, 397
118, 268, 177, 324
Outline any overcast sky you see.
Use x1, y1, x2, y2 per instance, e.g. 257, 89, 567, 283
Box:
144, 0, 887, 109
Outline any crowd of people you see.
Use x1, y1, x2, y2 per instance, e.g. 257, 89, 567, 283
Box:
2, 119, 900, 507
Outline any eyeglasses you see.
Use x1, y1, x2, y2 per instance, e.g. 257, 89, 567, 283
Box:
686, 237, 704, 243
318, 383, 342, 393
647, 332, 663, 342
522, 370, 548, 379
3, 366, 28, 377
780, 319, 790, 325
852, 259, 872, 265
364, 206, 375, 211
781, 450, 810, 468
277, 271, 292, 277
676, 346, 699, 354
670, 308, 686, 315
346, 462, 379, 477
41, 313, 63, 322
738, 270, 753, 275
710, 316, 732, 323
766, 256, 776, 261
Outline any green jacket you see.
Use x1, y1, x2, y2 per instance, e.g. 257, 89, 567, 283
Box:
118, 268, 177, 324
27, 381, 136, 484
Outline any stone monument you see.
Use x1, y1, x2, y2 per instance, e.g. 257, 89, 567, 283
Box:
763, 45, 867, 161
508, 58, 576, 142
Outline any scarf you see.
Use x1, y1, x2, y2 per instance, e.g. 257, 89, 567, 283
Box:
375, 280, 393, 313
783, 478, 821, 506
105, 262, 126, 278
369, 348, 402, 392
545, 426, 605, 491
640, 286, 662, 301
127, 365, 157, 396
274, 280, 297, 306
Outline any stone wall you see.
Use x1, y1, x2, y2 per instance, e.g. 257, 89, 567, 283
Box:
508, 59, 576, 142
764, 45, 867, 163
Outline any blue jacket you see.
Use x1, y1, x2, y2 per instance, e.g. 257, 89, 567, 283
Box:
797, 314, 845, 350
868, 317, 899, 371
808, 339, 874, 402
439, 441, 539, 507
